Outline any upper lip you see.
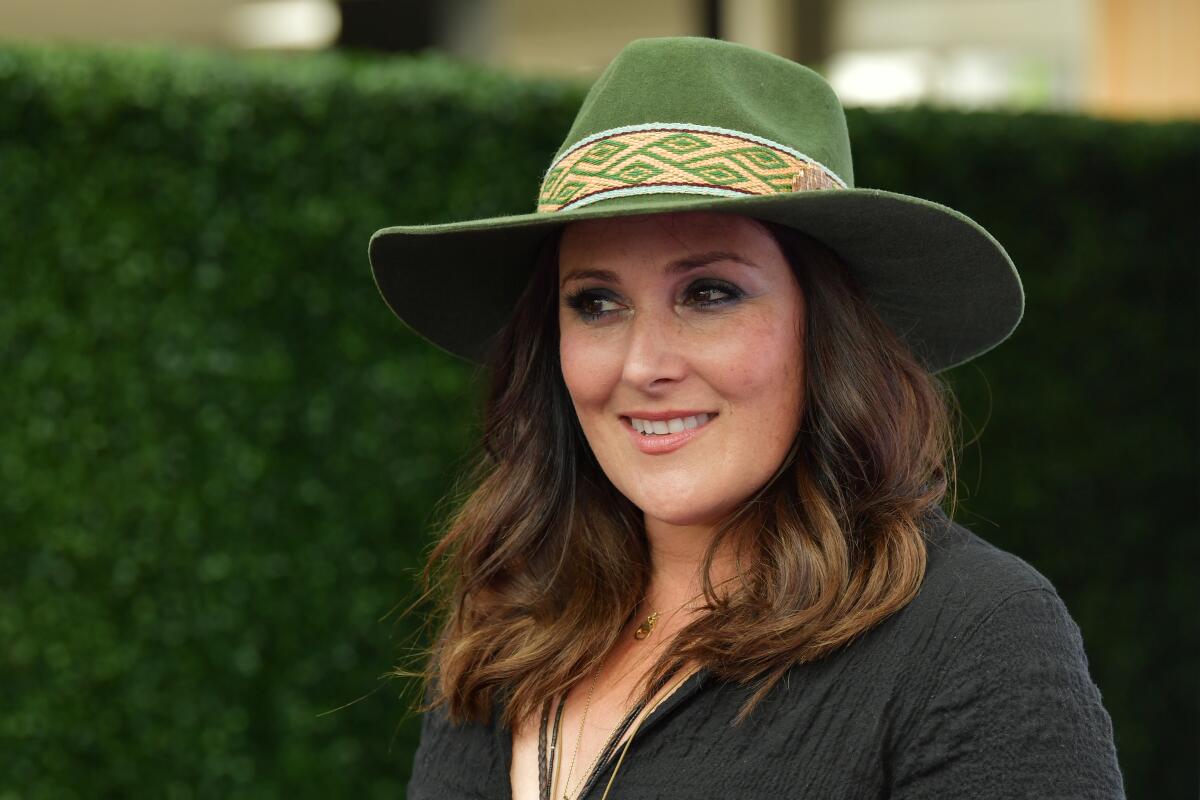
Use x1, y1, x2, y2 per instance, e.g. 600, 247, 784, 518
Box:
619, 410, 718, 421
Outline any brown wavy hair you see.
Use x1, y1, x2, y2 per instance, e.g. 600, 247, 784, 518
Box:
394, 217, 961, 730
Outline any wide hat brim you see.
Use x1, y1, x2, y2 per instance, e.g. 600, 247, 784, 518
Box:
368, 187, 1023, 374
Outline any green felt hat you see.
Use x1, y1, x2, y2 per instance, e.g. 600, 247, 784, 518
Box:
368, 36, 1023, 374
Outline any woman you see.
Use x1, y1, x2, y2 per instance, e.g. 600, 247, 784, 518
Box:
368, 37, 1125, 799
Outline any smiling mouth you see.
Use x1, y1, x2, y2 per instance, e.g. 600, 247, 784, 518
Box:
621, 412, 718, 436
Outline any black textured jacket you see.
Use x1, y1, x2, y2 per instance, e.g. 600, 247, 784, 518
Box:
406, 506, 1126, 799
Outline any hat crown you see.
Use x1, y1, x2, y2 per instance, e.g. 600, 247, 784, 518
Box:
549, 37, 855, 189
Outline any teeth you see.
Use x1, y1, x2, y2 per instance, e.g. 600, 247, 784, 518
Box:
628, 413, 712, 435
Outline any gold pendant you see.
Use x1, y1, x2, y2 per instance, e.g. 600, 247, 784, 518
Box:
634, 611, 659, 640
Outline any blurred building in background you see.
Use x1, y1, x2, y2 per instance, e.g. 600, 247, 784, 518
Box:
1, 0, 1196, 119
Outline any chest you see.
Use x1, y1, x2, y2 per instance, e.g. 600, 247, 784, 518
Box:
408, 654, 910, 800
510, 646, 690, 800
509, 698, 642, 800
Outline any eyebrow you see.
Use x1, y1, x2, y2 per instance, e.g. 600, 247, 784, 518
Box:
559, 250, 762, 290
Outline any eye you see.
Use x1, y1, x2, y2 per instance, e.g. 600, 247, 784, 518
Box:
564, 288, 623, 322
684, 279, 742, 308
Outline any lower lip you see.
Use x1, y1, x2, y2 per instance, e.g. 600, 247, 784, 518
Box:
621, 415, 717, 455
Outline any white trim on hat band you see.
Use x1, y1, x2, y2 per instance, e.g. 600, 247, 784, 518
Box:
563, 184, 754, 210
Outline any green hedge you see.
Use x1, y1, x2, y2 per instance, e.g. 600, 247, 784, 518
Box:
1, 42, 1194, 799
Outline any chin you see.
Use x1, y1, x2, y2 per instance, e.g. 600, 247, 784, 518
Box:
630, 493, 733, 528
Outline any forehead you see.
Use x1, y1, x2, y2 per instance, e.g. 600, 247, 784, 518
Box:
557, 211, 779, 270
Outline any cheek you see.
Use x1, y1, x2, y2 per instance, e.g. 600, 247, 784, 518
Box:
558, 329, 616, 409
710, 310, 802, 396
704, 309, 805, 451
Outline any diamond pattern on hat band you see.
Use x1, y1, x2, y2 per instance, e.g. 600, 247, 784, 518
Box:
536, 122, 846, 213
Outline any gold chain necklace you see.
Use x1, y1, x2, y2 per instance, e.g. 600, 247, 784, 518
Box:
553, 590, 706, 800
557, 655, 602, 800
598, 664, 703, 799
633, 610, 659, 639
633, 588, 706, 642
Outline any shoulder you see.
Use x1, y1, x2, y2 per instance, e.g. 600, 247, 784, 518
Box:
903, 505, 1093, 694
405, 677, 510, 799
869, 504, 1080, 706
896, 503, 1069, 653
918, 503, 1058, 608
880, 507, 1126, 797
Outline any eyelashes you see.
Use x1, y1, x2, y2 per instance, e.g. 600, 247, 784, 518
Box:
563, 290, 620, 322
564, 279, 744, 322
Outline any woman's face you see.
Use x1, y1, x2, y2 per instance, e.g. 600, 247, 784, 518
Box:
557, 211, 806, 528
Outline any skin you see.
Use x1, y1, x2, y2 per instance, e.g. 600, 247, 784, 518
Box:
557, 210, 806, 606
510, 211, 807, 800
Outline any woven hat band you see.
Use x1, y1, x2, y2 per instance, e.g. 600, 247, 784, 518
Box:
536, 122, 847, 213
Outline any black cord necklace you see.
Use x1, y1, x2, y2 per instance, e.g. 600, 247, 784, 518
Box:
537, 664, 684, 800
536, 595, 702, 799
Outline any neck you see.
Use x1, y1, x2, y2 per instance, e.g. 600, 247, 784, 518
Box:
641, 514, 742, 614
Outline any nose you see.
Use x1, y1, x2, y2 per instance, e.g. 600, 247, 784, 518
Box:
620, 306, 689, 391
